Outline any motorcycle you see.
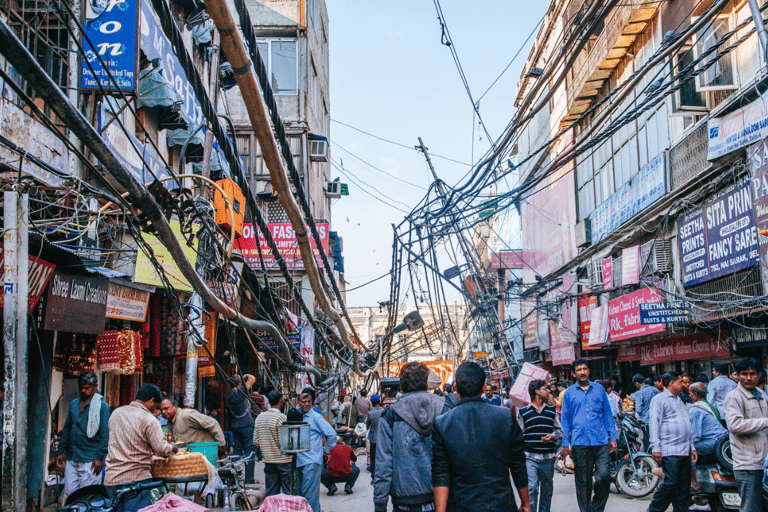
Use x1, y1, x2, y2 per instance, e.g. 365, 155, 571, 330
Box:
609, 414, 660, 498
694, 435, 740, 511
58, 480, 164, 512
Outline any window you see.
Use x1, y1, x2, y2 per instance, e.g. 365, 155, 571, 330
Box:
693, 16, 737, 91
672, 45, 707, 113
256, 39, 298, 95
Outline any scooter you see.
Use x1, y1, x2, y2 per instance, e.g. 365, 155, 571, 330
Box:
58, 480, 164, 512
693, 435, 740, 511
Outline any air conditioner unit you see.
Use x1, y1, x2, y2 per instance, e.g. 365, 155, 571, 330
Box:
310, 139, 328, 162
649, 239, 673, 273
575, 218, 592, 248
326, 181, 341, 198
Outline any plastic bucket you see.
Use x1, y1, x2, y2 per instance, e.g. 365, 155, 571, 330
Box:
189, 442, 219, 466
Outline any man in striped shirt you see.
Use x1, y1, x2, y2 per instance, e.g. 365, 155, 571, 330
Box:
647, 371, 697, 512
517, 379, 562, 512
254, 390, 292, 497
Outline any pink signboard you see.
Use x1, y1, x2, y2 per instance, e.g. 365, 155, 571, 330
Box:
235, 222, 329, 270
549, 319, 575, 366
608, 285, 665, 342
491, 250, 524, 269
602, 257, 613, 290
579, 294, 597, 349
622, 245, 640, 285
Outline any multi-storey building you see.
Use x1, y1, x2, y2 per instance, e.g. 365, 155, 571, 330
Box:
515, 0, 768, 383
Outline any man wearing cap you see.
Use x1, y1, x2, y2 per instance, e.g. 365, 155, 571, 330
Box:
366, 394, 384, 480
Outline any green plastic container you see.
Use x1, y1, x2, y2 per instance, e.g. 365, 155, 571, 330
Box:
188, 442, 219, 466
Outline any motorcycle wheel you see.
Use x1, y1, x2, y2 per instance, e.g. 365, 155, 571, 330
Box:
232, 492, 252, 511
616, 456, 660, 498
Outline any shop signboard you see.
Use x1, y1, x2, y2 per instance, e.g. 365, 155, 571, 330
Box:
236, 222, 329, 270
41, 271, 109, 334
617, 345, 640, 362
591, 154, 665, 245
206, 261, 243, 301
578, 294, 597, 349
708, 89, 768, 160
748, 138, 768, 292
522, 299, 538, 350
602, 257, 613, 290
301, 325, 315, 386
588, 304, 609, 346
640, 334, 729, 365
622, 245, 640, 285
133, 220, 199, 291
639, 301, 691, 325
81, 0, 139, 91
679, 181, 759, 286
105, 281, 150, 321
139, 0, 204, 125
0, 243, 56, 310
608, 285, 665, 342
550, 319, 575, 366
255, 329, 301, 352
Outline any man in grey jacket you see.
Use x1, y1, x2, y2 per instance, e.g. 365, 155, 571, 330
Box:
723, 357, 768, 512
374, 362, 445, 512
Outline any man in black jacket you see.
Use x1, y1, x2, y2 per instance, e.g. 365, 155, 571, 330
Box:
432, 362, 531, 512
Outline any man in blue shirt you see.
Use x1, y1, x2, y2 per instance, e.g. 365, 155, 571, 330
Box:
631, 373, 658, 424
227, 374, 257, 483
56, 372, 110, 497
483, 384, 502, 406
297, 387, 336, 512
689, 382, 727, 493
707, 363, 737, 411
559, 359, 616, 512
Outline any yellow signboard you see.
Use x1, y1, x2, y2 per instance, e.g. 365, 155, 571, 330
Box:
133, 220, 199, 292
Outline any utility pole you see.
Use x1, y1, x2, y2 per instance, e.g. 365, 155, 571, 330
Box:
747, 0, 768, 64
415, 138, 519, 376
3, 191, 28, 511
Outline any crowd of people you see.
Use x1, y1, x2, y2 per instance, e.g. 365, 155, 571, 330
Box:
53, 356, 768, 512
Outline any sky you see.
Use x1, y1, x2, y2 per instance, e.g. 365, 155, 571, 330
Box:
326, 1, 549, 307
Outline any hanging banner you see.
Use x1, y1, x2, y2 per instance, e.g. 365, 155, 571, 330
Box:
0, 243, 56, 311
748, 139, 768, 292
550, 319, 575, 366
622, 245, 640, 285
608, 285, 665, 342
591, 154, 666, 245
300, 325, 315, 386
602, 257, 613, 290
560, 275, 576, 344
708, 89, 768, 160
133, 220, 199, 291
522, 299, 538, 349
80, 0, 140, 91
235, 223, 329, 270
41, 271, 109, 334
578, 294, 597, 349
105, 282, 150, 321
679, 181, 759, 287
588, 304, 609, 346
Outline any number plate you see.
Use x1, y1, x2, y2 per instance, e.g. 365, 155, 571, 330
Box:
721, 492, 741, 507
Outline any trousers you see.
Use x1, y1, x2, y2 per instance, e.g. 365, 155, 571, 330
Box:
571, 444, 610, 512
321, 464, 360, 491
648, 455, 691, 512
297, 462, 323, 512
231, 423, 255, 483
64, 460, 103, 497
525, 455, 555, 512
264, 462, 292, 497
734, 469, 766, 512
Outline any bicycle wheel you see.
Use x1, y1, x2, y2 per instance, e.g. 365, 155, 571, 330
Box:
232, 492, 252, 511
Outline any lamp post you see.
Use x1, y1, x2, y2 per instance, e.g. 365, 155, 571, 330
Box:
280, 410, 310, 495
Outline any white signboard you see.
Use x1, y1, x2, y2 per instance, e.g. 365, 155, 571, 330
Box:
708, 90, 768, 160
105, 282, 150, 322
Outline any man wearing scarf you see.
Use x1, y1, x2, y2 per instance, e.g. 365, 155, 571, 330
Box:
57, 372, 110, 497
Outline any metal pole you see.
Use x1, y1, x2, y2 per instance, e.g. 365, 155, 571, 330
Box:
748, 0, 768, 64
3, 191, 28, 511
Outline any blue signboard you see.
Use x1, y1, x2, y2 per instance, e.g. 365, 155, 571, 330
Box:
639, 302, 691, 325
255, 331, 301, 352
591, 154, 666, 245
139, 0, 204, 126
81, 0, 139, 90
679, 180, 760, 286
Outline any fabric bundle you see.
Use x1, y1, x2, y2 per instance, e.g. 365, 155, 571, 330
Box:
97, 330, 144, 374
159, 297, 185, 356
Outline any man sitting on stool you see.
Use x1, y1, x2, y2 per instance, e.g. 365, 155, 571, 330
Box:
321, 437, 360, 495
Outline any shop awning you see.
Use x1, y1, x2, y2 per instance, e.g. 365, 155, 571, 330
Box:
191, 147, 231, 177
137, 67, 191, 131
167, 124, 205, 163
191, 19, 214, 46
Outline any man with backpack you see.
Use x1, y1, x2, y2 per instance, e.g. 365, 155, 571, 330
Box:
374, 362, 445, 512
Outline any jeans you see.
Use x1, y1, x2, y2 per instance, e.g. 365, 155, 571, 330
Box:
264, 462, 292, 496
106, 480, 153, 512
648, 456, 691, 512
571, 444, 610, 512
735, 469, 765, 512
321, 464, 360, 491
297, 462, 323, 512
369, 443, 377, 477
525, 455, 555, 512
64, 460, 103, 497
232, 423, 255, 483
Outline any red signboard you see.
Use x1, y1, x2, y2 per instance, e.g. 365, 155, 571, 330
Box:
578, 294, 597, 349
235, 222, 329, 270
550, 320, 575, 366
639, 333, 729, 366
0, 243, 56, 311
617, 345, 640, 362
608, 286, 665, 342
491, 250, 525, 269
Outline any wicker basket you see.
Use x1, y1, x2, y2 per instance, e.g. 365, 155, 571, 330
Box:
151, 451, 208, 479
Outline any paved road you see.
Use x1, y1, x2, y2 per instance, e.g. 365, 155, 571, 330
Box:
320, 466, 652, 512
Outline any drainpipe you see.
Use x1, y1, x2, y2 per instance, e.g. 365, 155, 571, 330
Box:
748, 0, 768, 65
